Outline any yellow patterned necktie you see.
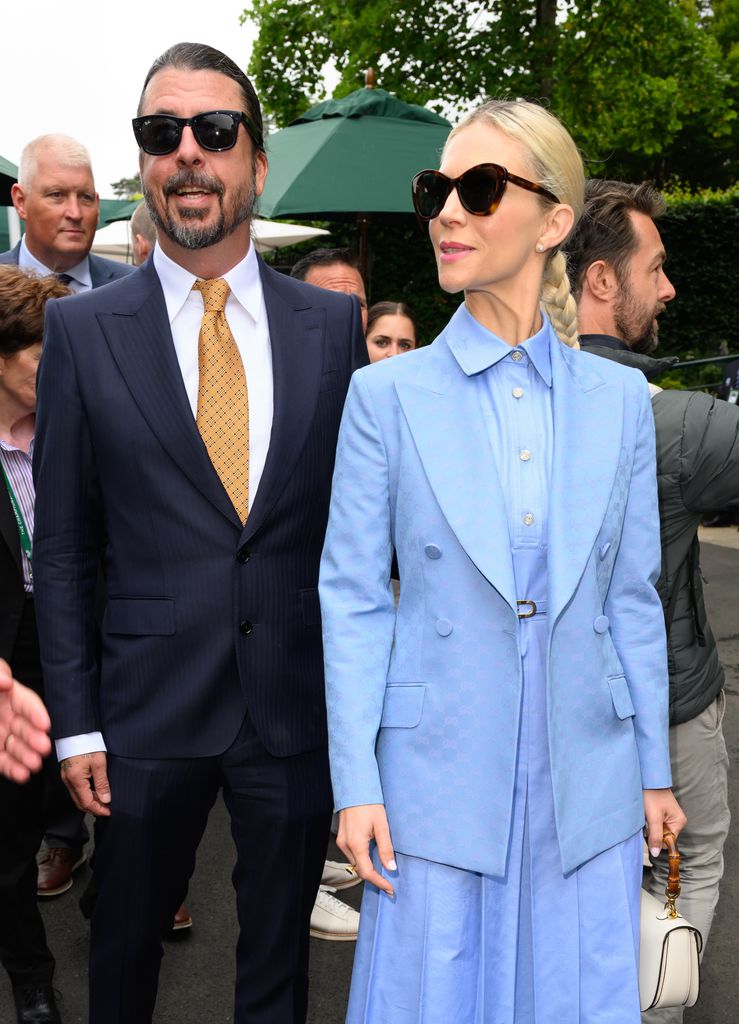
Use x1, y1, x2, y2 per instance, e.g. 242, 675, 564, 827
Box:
193, 278, 249, 523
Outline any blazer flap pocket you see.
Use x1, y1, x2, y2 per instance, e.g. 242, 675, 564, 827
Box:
381, 684, 426, 729
608, 674, 635, 720
319, 368, 338, 392
105, 597, 175, 636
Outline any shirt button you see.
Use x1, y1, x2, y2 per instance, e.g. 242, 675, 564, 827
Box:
512, 387, 524, 399
511, 350, 524, 362
523, 513, 535, 526
519, 449, 532, 462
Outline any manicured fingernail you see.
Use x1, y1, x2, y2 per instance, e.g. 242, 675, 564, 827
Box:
388, 859, 397, 871
650, 847, 661, 857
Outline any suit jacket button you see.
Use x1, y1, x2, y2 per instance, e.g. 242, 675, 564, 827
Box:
436, 618, 453, 636
424, 544, 442, 559
237, 548, 250, 564
593, 615, 609, 634
239, 620, 253, 636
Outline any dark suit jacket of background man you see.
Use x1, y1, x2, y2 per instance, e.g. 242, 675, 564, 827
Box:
32, 253, 367, 761
0, 241, 133, 288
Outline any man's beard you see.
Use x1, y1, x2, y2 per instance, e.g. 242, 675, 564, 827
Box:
143, 169, 256, 250
613, 284, 664, 355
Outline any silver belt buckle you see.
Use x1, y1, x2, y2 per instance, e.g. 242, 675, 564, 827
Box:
517, 599, 537, 619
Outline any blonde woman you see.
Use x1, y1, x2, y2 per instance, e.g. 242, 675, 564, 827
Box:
319, 100, 685, 1022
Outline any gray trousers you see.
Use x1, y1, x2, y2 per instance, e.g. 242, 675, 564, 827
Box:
642, 691, 731, 1023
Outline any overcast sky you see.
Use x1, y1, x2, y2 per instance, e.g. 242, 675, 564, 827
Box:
2, 1, 261, 197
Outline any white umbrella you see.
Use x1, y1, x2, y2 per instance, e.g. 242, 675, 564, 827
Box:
92, 217, 330, 263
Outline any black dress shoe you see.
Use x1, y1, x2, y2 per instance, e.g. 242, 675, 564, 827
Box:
13, 984, 62, 1023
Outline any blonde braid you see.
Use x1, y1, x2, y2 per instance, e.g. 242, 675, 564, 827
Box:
540, 251, 579, 349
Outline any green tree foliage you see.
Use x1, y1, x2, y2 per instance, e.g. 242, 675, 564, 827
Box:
656, 185, 739, 376
110, 175, 142, 200
242, 0, 736, 186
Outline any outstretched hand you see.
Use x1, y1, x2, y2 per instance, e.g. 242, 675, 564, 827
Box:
337, 804, 396, 897
0, 659, 52, 783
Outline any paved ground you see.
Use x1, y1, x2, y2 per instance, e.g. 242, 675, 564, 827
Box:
1, 541, 737, 1023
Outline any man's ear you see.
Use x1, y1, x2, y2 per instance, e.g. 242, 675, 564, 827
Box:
254, 149, 268, 198
10, 182, 27, 221
583, 259, 618, 302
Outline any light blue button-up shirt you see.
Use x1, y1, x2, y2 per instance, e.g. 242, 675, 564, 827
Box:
450, 303, 554, 600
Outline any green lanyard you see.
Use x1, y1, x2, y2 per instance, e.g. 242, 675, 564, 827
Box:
0, 458, 32, 577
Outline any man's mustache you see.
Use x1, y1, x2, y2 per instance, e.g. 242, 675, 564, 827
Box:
164, 171, 225, 199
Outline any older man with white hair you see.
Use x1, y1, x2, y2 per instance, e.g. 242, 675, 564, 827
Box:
0, 134, 132, 292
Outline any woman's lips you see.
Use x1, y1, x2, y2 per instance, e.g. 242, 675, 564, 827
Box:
439, 241, 474, 263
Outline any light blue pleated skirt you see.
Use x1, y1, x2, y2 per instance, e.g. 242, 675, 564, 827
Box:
346, 613, 643, 1024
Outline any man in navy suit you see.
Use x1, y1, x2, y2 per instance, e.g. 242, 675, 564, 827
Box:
32, 42, 366, 1024
0, 134, 133, 902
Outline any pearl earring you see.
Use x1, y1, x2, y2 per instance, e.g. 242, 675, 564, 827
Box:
536, 244, 545, 253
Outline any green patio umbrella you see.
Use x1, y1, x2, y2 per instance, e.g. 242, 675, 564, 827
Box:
0, 154, 18, 206
259, 82, 451, 275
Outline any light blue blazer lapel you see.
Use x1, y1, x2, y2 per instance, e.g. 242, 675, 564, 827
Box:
547, 340, 624, 625
395, 330, 517, 613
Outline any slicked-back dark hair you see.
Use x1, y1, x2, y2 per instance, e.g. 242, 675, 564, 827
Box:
565, 179, 666, 300
290, 248, 361, 282
138, 42, 264, 151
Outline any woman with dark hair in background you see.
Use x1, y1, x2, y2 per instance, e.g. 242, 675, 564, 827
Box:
365, 301, 418, 363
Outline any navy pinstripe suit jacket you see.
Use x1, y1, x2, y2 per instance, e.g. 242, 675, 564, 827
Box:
32, 254, 367, 758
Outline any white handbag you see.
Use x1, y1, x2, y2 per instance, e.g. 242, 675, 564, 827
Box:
639, 830, 702, 1012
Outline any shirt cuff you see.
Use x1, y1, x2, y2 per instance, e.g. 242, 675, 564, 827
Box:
55, 732, 107, 761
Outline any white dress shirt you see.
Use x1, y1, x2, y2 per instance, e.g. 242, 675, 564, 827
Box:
19, 236, 93, 292
56, 240, 274, 760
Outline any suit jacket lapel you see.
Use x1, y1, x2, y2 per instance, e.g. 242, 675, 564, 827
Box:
98, 261, 241, 527
0, 481, 22, 575
241, 261, 323, 541
547, 342, 624, 625
396, 336, 517, 613
88, 254, 111, 288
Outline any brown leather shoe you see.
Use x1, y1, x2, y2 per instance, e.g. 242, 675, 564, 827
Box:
171, 902, 192, 931
37, 846, 86, 897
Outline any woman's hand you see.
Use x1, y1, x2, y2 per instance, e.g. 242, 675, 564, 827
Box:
643, 788, 687, 856
337, 804, 396, 897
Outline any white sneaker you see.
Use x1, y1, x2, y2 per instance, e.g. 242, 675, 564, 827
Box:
310, 886, 360, 941
321, 859, 362, 890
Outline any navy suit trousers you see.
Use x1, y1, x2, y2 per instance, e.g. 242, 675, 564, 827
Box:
88, 714, 332, 1024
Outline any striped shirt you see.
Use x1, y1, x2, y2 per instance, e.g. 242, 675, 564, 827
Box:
0, 437, 35, 592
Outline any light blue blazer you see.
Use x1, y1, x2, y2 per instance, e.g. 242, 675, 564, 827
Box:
319, 316, 672, 877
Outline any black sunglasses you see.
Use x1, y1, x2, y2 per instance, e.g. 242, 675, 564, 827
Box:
411, 163, 559, 222
132, 110, 264, 155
